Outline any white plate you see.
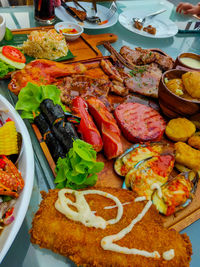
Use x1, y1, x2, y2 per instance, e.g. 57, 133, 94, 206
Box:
55, 2, 118, 29
119, 9, 178, 38
0, 95, 34, 263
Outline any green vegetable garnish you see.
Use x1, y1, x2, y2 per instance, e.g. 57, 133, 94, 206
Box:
15, 82, 66, 121
55, 139, 104, 190
129, 66, 147, 76
2, 195, 13, 202
0, 60, 15, 78
4, 27, 13, 41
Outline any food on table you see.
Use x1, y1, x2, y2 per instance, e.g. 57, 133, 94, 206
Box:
40, 99, 78, 153
125, 155, 175, 199
30, 187, 192, 266
0, 119, 18, 155
120, 46, 173, 71
0, 45, 25, 78
125, 63, 162, 98
59, 28, 78, 34
175, 163, 191, 173
68, 6, 87, 21
54, 139, 104, 189
152, 171, 199, 216
188, 135, 200, 150
34, 113, 66, 162
15, 83, 66, 121
143, 25, 157, 35
165, 78, 185, 96
8, 59, 86, 95
22, 29, 68, 60
180, 57, 200, 69
134, 20, 143, 30
175, 142, 200, 171
182, 71, 200, 98
114, 102, 166, 143
72, 97, 103, 152
58, 74, 111, 107
100, 59, 123, 83
165, 118, 196, 142
114, 142, 172, 176
87, 97, 123, 159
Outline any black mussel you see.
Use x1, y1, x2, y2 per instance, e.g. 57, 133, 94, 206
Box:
125, 154, 175, 200
40, 99, 65, 125
114, 142, 172, 177
152, 171, 199, 216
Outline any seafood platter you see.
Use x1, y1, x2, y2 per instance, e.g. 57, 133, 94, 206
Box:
1, 25, 200, 266
0, 95, 34, 262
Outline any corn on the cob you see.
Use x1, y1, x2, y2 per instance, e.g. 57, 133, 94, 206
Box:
0, 121, 18, 155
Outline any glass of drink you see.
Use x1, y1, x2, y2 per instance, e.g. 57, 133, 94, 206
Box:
34, 0, 56, 25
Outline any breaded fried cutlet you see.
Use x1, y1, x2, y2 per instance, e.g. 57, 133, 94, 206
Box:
30, 187, 192, 267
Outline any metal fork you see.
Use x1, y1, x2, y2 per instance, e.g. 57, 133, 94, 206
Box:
106, 1, 117, 20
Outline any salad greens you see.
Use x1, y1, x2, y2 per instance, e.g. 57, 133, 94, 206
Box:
0, 60, 15, 78
55, 139, 104, 189
15, 82, 66, 121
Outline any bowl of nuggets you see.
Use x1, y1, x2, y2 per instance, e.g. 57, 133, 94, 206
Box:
158, 69, 200, 118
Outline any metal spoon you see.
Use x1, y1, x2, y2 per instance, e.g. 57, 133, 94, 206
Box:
133, 9, 167, 26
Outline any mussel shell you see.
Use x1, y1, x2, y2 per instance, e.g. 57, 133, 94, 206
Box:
114, 142, 169, 177
152, 171, 199, 215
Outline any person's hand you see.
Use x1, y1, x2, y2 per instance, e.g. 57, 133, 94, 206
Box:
176, 2, 200, 15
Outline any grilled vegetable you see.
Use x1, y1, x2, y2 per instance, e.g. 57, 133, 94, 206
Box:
72, 97, 103, 152
87, 97, 123, 160
114, 142, 172, 177
152, 171, 199, 216
125, 155, 175, 199
114, 102, 166, 143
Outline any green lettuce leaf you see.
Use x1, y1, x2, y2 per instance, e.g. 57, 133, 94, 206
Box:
55, 139, 104, 190
15, 82, 66, 121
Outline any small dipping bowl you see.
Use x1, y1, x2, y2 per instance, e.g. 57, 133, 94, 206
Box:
174, 52, 200, 71
0, 15, 6, 42
158, 69, 200, 118
55, 22, 83, 41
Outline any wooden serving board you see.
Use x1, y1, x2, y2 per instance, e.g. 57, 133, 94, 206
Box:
30, 55, 200, 233
12, 26, 118, 62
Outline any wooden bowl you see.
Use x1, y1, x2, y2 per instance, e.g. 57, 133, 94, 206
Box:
174, 52, 200, 71
158, 69, 200, 118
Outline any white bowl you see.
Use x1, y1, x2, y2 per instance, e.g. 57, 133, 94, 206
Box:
55, 22, 83, 41
0, 15, 6, 42
0, 95, 34, 263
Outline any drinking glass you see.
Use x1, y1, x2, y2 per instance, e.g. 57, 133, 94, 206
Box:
34, 0, 56, 25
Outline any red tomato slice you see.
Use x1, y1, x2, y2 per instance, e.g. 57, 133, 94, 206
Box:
2, 46, 26, 63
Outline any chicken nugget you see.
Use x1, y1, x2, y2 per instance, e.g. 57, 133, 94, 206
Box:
188, 135, 200, 150
175, 142, 200, 171
182, 72, 200, 98
165, 118, 196, 142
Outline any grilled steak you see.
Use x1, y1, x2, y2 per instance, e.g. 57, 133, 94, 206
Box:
124, 63, 162, 98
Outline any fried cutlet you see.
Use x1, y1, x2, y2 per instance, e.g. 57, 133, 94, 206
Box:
30, 187, 192, 267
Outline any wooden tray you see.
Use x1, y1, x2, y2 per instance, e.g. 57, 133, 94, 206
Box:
31, 56, 200, 233
11, 26, 118, 62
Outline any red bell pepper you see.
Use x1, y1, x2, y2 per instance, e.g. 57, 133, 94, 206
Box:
72, 97, 103, 152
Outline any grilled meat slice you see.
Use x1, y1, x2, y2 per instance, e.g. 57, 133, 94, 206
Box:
100, 59, 123, 83
120, 46, 173, 71
124, 63, 162, 98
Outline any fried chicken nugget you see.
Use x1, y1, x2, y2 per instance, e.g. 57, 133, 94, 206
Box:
188, 135, 200, 150
30, 187, 192, 267
165, 118, 196, 142
182, 72, 200, 98
175, 142, 200, 171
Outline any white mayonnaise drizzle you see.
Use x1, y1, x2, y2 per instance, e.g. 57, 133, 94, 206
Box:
55, 189, 175, 261
151, 183, 163, 198
104, 202, 131, 210
55, 189, 123, 229
134, 196, 146, 202
163, 249, 175, 261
